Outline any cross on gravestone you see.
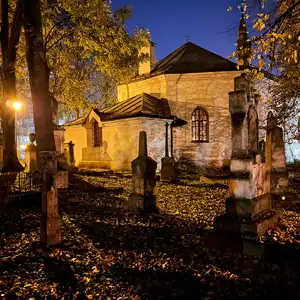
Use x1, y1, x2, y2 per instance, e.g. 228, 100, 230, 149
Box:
128, 131, 157, 213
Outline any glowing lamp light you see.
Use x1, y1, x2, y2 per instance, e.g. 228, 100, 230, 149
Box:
281, 196, 285, 200
20, 144, 27, 150
12, 101, 22, 111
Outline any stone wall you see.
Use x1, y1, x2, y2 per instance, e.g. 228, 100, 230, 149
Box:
64, 117, 170, 171
166, 71, 242, 168
64, 125, 87, 166
117, 75, 167, 102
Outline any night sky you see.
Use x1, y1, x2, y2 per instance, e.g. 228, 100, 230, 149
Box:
111, 0, 245, 62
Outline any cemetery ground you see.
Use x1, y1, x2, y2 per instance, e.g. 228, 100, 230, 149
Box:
0, 172, 300, 299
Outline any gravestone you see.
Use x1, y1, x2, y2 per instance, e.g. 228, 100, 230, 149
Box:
265, 120, 288, 194
25, 133, 37, 173
40, 151, 60, 245
161, 123, 177, 182
206, 73, 281, 256
128, 131, 157, 213
63, 141, 75, 166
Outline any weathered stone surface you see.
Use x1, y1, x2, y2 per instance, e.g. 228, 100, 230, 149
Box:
234, 73, 250, 92
39, 151, 60, 245
40, 186, 60, 245
266, 125, 288, 194
214, 210, 281, 237
230, 158, 252, 173
248, 106, 259, 154
54, 171, 69, 189
128, 131, 157, 213
229, 90, 248, 115
207, 74, 280, 256
161, 157, 177, 182
226, 193, 271, 217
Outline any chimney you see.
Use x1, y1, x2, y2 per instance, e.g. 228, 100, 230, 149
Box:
138, 41, 156, 76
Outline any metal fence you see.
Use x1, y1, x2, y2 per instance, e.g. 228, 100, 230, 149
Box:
9, 171, 41, 194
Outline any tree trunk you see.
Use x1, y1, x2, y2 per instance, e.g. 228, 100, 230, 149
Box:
22, 0, 56, 155
1, 0, 24, 172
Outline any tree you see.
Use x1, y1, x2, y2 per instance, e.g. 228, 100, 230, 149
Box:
21, 0, 56, 153
229, 0, 300, 138
0, 0, 23, 172
16, 0, 149, 120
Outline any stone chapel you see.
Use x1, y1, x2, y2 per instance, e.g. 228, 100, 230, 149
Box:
63, 16, 271, 171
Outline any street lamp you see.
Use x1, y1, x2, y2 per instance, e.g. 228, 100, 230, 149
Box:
12, 101, 22, 111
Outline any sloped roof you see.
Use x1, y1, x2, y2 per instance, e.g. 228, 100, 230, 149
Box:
63, 93, 174, 126
151, 42, 240, 75
102, 93, 172, 120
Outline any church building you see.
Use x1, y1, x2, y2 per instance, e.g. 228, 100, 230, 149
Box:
63, 16, 269, 171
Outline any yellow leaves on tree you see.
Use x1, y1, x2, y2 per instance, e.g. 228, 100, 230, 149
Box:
253, 18, 266, 31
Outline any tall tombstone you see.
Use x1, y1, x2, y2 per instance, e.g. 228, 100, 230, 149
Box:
128, 131, 157, 213
25, 133, 37, 173
40, 151, 60, 245
161, 122, 177, 182
265, 113, 288, 194
206, 73, 281, 256
63, 141, 75, 166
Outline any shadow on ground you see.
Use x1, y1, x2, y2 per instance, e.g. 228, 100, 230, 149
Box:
0, 174, 299, 299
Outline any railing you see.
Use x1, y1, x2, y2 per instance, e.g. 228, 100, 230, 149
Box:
10, 171, 42, 194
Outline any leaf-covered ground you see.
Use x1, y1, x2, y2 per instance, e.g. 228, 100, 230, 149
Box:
0, 173, 300, 299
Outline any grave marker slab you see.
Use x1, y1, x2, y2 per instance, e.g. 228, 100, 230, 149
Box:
128, 131, 157, 213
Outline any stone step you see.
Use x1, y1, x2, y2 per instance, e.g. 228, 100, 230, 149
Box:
214, 209, 282, 237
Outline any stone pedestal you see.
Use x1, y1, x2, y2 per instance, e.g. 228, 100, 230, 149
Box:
25, 133, 37, 173
206, 73, 281, 256
25, 144, 37, 173
40, 151, 60, 245
161, 157, 177, 182
128, 131, 157, 213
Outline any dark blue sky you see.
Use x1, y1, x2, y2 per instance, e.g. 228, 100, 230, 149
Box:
112, 0, 244, 62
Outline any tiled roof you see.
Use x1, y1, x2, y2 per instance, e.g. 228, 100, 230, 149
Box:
101, 93, 172, 120
63, 93, 174, 126
63, 116, 87, 126
150, 42, 239, 75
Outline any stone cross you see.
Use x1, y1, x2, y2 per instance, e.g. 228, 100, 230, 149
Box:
40, 151, 60, 245
128, 131, 157, 213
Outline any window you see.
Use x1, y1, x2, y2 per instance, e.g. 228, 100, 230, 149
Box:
93, 121, 102, 147
191, 108, 209, 142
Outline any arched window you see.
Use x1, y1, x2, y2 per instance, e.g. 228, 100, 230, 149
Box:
191, 107, 209, 142
93, 121, 102, 147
